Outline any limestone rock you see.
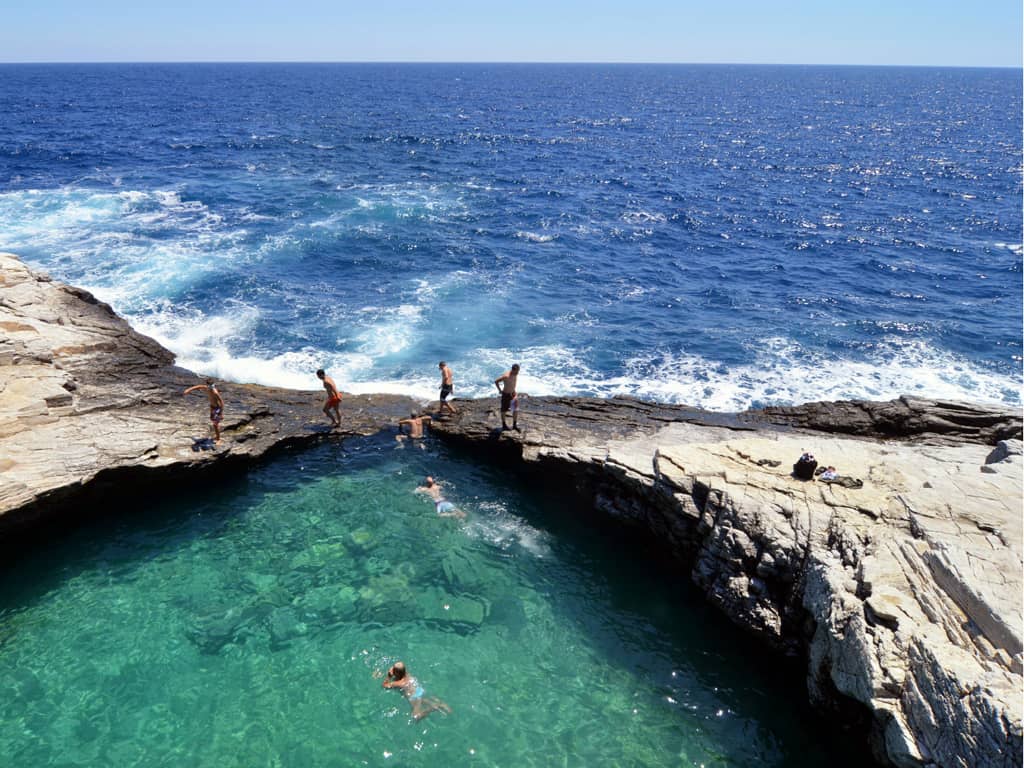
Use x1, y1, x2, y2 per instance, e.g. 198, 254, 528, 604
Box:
430, 397, 1023, 768
0, 252, 420, 537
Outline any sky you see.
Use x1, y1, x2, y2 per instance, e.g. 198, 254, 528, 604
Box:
1, 0, 1021, 67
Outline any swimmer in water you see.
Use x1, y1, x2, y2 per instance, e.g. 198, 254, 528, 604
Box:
381, 661, 452, 720
415, 476, 465, 518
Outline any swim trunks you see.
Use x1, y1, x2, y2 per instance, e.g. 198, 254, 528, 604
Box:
409, 683, 425, 701
440, 384, 453, 400
436, 501, 456, 515
210, 407, 223, 424
501, 392, 516, 413
326, 394, 341, 408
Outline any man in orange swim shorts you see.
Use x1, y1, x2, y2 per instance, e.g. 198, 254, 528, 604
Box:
316, 368, 342, 428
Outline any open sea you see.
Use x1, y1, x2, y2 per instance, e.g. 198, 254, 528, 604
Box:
0, 63, 1020, 408
0, 64, 1021, 767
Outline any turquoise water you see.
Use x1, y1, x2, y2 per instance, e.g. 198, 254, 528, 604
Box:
0, 438, 863, 767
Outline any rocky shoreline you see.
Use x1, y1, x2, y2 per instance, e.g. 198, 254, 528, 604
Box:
2, 252, 1021, 767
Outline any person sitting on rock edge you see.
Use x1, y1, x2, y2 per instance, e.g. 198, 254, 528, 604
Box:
397, 413, 432, 442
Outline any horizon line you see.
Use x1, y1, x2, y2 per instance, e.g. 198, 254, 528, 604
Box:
0, 60, 1021, 70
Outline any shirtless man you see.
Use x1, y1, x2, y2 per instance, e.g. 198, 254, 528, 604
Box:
315, 369, 342, 428
380, 661, 451, 720
415, 476, 464, 518
438, 361, 457, 415
397, 413, 432, 441
494, 363, 520, 431
183, 380, 225, 443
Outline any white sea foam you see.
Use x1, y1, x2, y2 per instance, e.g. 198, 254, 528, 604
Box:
467, 500, 551, 558
114, 299, 1024, 411
514, 231, 557, 243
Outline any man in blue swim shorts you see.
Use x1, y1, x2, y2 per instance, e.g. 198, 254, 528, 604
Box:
416, 476, 465, 518
381, 661, 451, 720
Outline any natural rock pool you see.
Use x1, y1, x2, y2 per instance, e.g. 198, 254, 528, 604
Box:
0, 437, 868, 767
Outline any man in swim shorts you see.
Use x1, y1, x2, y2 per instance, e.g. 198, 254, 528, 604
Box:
397, 413, 432, 441
494, 363, 520, 431
316, 369, 342, 428
381, 661, 451, 720
438, 361, 457, 415
415, 476, 465, 518
183, 380, 225, 443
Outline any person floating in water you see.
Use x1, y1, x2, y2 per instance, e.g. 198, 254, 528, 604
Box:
438, 361, 458, 416
381, 661, 451, 720
494, 363, 520, 431
183, 380, 224, 444
416, 476, 465, 518
315, 368, 342, 428
397, 413, 432, 442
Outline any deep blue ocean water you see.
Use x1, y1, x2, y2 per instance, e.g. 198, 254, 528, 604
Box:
1, 63, 1021, 408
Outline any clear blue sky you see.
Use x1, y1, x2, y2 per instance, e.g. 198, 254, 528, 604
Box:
2, 0, 1021, 67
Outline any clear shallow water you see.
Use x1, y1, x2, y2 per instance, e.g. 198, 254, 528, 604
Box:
0, 439, 864, 767
0, 63, 1020, 409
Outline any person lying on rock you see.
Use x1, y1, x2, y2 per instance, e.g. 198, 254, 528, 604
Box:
183, 380, 224, 444
380, 661, 452, 720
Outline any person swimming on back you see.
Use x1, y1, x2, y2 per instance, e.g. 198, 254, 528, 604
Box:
381, 661, 452, 720
415, 476, 465, 518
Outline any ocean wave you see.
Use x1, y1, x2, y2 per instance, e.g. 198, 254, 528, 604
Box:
97, 292, 1024, 412
514, 231, 557, 243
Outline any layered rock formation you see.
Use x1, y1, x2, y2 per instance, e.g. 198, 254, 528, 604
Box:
429, 397, 1023, 768
2, 252, 1022, 767
0, 252, 419, 536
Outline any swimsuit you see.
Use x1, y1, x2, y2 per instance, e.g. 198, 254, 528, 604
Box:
436, 500, 456, 515
501, 392, 516, 413
440, 384, 453, 400
326, 394, 341, 408
210, 406, 223, 424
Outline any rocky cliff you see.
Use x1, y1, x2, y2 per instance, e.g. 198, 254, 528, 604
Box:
2, 252, 1021, 767
429, 396, 1022, 768
0, 252, 419, 537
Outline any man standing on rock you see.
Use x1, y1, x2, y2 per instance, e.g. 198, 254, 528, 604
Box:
494, 363, 520, 431
438, 361, 457, 416
183, 380, 225, 444
316, 369, 342, 429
